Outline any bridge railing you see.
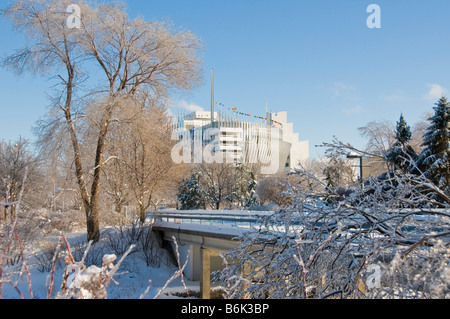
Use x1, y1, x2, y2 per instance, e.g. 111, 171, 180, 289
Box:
149, 210, 272, 229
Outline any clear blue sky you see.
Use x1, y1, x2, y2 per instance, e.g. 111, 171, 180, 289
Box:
1, 0, 450, 158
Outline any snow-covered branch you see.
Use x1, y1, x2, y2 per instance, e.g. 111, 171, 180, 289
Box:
216, 166, 449, 299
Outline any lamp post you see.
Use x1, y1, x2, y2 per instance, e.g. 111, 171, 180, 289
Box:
347, 153, 363, 188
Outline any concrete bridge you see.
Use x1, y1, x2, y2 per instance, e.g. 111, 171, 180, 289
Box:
152, 210, 271, 299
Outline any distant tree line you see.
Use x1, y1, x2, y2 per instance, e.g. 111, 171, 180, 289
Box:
319, 96, 449, 205
177, 163, 257, 210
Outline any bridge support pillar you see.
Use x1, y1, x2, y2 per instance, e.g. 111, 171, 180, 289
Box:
200, 247, 211, 299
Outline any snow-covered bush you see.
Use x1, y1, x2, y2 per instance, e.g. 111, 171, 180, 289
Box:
52, 234, 189, 299
1, 189, 187, 299
34, 241, 61, 273
0, 173, 34, 299
382, 239, 450, 298
216, 168, 449, 299
102, 216, 168, 267
55, 239, 135, 299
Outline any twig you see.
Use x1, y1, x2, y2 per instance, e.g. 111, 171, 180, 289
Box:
401, 231, 450, 257
48, 233, 78, 298
80, 240, 93, 265
153, 238, 190, 299
139, 280, 153, 299
47, 233, 64, 299
107, 244, 135, 280
173, 237, 190, 298
0, 268, 25, 299
0, 168, 32, 298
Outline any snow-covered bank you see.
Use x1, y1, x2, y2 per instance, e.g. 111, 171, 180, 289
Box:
1, 225, 205, 299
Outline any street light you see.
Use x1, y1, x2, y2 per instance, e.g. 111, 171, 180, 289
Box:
347, 153, 363, 188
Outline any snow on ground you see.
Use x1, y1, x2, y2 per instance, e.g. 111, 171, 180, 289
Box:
2, 207, 279, 299
106, 258, 200, 300
1, 228, 201, 299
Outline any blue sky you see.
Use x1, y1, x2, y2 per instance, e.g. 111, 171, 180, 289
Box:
1, 0, 450, 158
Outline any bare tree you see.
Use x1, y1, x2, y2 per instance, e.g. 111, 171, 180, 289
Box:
0, 139, 41, 217
197, 163, 236, 210
2, 0, 202, 242
358, 120, 396, 157
358, 117, 427, 170
257, 171, 293, 207
410, 113, 430, 155
322, 156, 357, 189
104, 98, 186, 223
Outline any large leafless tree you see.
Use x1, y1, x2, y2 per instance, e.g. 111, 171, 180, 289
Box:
2, 0, 202, 242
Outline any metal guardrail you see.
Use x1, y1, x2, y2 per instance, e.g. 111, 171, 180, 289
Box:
150, 210, 271, 229
150, 209, 450, 237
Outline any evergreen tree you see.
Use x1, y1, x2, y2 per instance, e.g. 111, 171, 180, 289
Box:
231, 164, 258, 208
386, 114, 417, 172
395, 113, 412, 144
417, 96, 450, 191
177, 172, 205, 210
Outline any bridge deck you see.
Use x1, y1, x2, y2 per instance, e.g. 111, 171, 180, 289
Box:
153, 221, 245, 241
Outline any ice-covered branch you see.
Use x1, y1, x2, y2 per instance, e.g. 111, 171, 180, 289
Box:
216, 165, 449, 299
152, 237, 190, 299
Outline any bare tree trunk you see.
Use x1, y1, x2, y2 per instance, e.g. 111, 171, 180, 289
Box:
63, 103, 91, 215
87, 103, 115, 242
60, 62, 96, 241
114, 201, 123, 215
139, 204, 146, 224
216, 199, 220, 210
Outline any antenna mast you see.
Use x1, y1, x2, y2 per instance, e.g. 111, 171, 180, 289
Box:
211, 68, 215, 125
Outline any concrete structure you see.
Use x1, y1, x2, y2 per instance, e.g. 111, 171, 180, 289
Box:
268, 111, 309, 169
152, 210, 271, 299
153, 222, 242, 299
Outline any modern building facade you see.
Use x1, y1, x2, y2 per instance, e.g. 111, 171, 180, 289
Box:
174, 110, 309, 175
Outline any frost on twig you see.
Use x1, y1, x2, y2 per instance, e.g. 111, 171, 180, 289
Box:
151, 237, 190, 299
215, 252, 249, 299
55, 243, 135, 299
0, 168, 33, 299
215, 164, 449, 299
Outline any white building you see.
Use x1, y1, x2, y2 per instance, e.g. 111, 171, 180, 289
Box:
268, 111, 309, 170
181, 111, 218, 130
175, 110, 309, 175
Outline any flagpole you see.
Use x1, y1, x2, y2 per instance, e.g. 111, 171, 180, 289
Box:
211, 68, 215, 125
